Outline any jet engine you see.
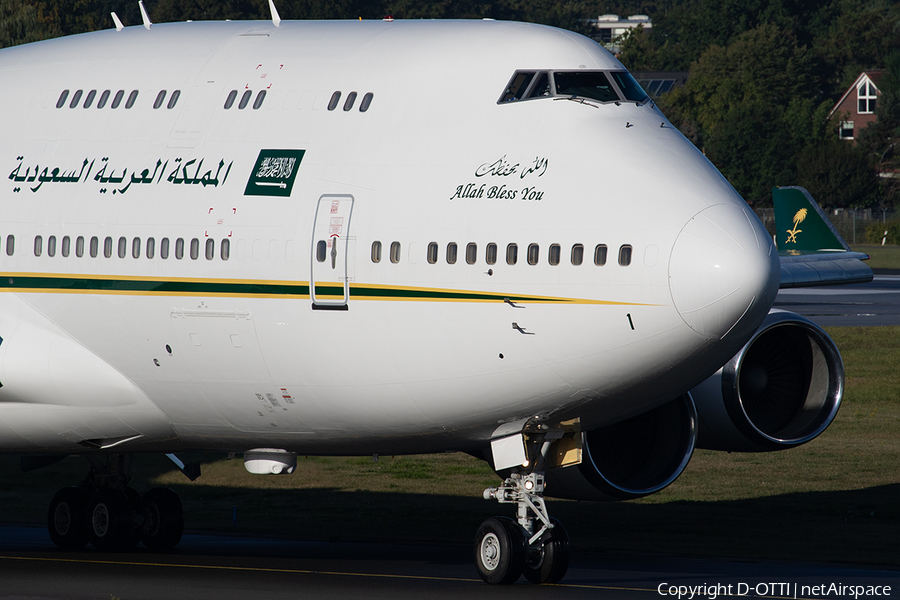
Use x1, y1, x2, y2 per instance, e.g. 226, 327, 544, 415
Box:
543, 394, 697, 501
691, 309, 843, 452
542, 310, 842, 502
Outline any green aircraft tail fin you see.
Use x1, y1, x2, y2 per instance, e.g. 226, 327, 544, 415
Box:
773, 186, 850, 253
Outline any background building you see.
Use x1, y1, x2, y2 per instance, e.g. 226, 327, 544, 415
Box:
588, 14, 651, 54
829, 71, 884, 142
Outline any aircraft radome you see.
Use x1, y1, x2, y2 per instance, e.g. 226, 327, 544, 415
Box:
0, 1, 869, 584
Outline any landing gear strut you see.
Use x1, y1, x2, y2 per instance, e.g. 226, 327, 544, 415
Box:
477, 471, 570, 584
47, 455, 184, 551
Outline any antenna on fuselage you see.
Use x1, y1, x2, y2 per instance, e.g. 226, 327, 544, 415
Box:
111, 12, 124, 31
139, 1, 152, 30
269, 0, 281, 27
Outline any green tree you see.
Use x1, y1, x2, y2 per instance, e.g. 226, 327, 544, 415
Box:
795, 140, 878, 209
684, 23, 813, 134
858, 51, 900, 207
0, 0, 60, 48
812, 0, 900, 98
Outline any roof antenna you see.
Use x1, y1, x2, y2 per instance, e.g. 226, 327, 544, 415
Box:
269, 0, 281, 27
139, 1, 152, 30
111, 12, 124, 31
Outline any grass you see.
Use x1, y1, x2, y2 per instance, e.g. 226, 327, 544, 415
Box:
852, 244, 900, 270
1, 327, 898, 567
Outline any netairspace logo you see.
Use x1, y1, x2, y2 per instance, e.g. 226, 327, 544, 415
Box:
657, 582, 893, 600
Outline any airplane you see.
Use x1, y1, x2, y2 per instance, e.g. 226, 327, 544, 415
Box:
0, 2, 868, 585
773, 186, 874, 287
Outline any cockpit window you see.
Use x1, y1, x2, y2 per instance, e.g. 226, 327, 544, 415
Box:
553, 72, 618, 102
610, 71, 648, 102
500, 72, 535, 102
530, 72, 552, 98
498, 69, 646, 105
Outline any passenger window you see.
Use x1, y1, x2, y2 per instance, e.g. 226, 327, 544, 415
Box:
506, 243, 518, 265
238, 90, 252, 109
571, 244, 584, 265
359, 92, 374, 112
390, 241, 401, 264
527, 244, 539, 265
224, 90, 238, 109
205, 238, 215, 260
83, 90, 96, 109
167, 90, 181, 109
146, 237, 155, 259
343, 92, 357, 111
89, 236, 98, 258
427, 242, 438, 264
371, 241, 382, 263
153, 90, 167, 109
97, 90, 110, 108
5, 235, 13, 256
466, 243, 477, 265
316, 240, 327, 262
327, 91, 341, 111
69, 90, 83, 109
76, 236, 85, 258
47, 235, 57, 257
161, 238, 170, 259
175, 238, 184, 260
111, 90, 124, 109
34, 235, 42, 257
132, 237, 141, 259
594, 244, 608, 266
446, 243, 458, 264
190, 238, 200, 260
548, 244, 560, 266
220, 239, 230, 260
117, 237, 127, 258
125, 90, 138, 109
56, 90, 69, 109
253, 90, 266, 110
61, 236, 70, 257
618, 244, 633, 266
104, 236, 113, 258
486, 243, 497, 265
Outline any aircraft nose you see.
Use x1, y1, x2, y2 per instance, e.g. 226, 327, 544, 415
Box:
669, 203, 780, 341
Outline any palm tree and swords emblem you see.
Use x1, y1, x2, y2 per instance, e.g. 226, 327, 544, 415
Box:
785, 208, 807, 243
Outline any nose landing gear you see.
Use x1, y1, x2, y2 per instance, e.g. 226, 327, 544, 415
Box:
476, 472, 570, 584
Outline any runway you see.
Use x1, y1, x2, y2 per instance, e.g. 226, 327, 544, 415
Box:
0, 526, 896, 599
775, 274, 900, 327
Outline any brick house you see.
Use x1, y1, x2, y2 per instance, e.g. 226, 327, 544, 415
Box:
829, 70, 884, 142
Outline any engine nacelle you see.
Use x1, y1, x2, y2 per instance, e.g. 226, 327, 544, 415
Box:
544, 394, 697, 501
692, 310, 843, 452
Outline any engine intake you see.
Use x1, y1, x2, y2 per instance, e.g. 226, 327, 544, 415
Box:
692, 310, 843, 452
544, 394, 697, 501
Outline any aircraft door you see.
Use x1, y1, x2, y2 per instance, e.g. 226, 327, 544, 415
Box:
311, 194, 354, 309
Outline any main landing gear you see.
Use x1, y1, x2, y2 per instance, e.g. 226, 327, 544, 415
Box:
47, 455, 184, 551
477, 472, 570, 584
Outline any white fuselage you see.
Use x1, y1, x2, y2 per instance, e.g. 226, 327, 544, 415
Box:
0, 20, 779, 455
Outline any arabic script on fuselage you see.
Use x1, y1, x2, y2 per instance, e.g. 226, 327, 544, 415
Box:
8, 155, 233, 195
451, 155, 548, 201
